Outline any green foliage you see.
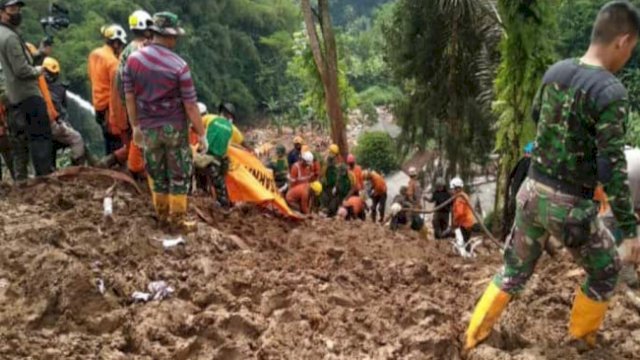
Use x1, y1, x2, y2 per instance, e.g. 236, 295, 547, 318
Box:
18, 0, 301, 121
493, 0, 557, 234
286, 30, 357, 124
383, 0, 497, 176
357, 85, 401, 106
627, 112, 640, 147
355, 131, 398, 174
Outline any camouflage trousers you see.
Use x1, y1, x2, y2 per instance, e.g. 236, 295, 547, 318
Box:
494, 179, 621, 302
207, 156, 230, 207
142, 125, 192, 195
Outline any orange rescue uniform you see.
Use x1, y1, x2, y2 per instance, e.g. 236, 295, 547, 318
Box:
88, 45, 119, 112
370, 171, 387, 195
453, 193, 476, 230
343, 195, 366, 216
286, 183, 312, 214
289, 161, 314, 187
352, 165, 364, 191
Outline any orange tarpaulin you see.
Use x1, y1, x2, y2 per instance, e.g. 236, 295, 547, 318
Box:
225, 145, 301, 219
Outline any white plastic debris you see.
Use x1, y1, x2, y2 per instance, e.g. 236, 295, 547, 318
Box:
161, 237, 186, 249
454, 229, 471, 258
148, 281, 175, 301
103, 197, 113, 217
132, 291, 152, 302
96, 279, 106, 295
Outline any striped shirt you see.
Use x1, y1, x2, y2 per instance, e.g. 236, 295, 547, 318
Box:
123, 44, 197, 129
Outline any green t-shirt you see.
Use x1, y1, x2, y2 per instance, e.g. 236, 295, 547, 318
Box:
206, 116, 234, 157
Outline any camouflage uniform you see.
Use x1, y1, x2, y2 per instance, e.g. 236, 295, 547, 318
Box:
493, 59, 636, 302
142, 125, 192, 195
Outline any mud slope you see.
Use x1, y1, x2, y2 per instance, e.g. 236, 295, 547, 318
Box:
0, 177, 639, 359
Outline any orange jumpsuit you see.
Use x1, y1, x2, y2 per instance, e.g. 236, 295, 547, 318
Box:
343, 195, 366, 220
370, 171, 387, 196
352, 165, 364, 191
286, 183, 312, 214
453, 193, 476, 230
289, 161, 314, 187
88, 45, 119, 112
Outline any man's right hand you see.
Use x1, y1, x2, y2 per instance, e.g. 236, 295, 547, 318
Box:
619, 237, 640, 264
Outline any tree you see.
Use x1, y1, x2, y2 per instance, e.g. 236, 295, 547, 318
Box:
493, 0, 557, 236
383, 0, 499, 180
301, 0, 349, 158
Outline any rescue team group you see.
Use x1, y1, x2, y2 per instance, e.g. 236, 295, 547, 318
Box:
1, 0, 640, 351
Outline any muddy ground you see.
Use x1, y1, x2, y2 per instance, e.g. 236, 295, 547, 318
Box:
1, 175, 639, 359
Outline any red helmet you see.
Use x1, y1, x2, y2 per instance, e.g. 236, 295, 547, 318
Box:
347, 154, 355, 164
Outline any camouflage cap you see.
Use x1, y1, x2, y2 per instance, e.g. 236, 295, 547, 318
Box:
150, 11, 185, 36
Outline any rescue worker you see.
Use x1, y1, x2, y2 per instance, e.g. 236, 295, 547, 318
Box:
268, 144, 289, 192
329, 163, 356, 217
322, 144, 340, 209
347, 154, 364, 193
289, 151, 314, 188
286, 180, 322, 215
43, 57, 94, 166
0, 0, 54, 181
389, 186, 411, 230
88, 23, 127, 156
450, 177, 479, 252
364, 170, 387, 223
288, 136, 303, 169
338, 195, 367, 221
201, 103, 236, 207
466, 2, 640, 350
124, 12, 207, 229
426, 177, 452, 239
406, 167, 423, 208
101, 10, 154, 170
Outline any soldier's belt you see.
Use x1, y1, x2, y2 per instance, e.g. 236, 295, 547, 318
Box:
529, 167, 594, 199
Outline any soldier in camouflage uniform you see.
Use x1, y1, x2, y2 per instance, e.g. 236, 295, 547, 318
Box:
123, 12, 207, 230
466, 2, 640, 350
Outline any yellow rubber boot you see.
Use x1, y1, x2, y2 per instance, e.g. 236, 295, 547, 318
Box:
153, 192, 170, 224
569, 287, 609, 348
169, 194, 196, 233
465, 282, 512, 350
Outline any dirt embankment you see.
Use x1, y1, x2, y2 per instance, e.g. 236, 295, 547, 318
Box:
0, 176, 639, 359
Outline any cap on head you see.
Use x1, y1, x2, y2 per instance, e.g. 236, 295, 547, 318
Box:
450, 177, 464, 190
329, 144, 339, 155
346, 154, 355, 164
0, 0, 25, 9
408, 167, 417, 177
276, 144, 286, 155
129, 10, 153, 31
101, 24, 127, 44
302, 151, 314, 164
150, 11, 185, 37
293, 136, 304, 145
219, 102, 236, 118
524, 142, 534, 155
197, 102, 208, 116
43, 57, 60, 74
310, 181, 323, 196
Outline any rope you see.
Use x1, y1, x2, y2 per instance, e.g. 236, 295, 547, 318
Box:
403, 193, 503, 249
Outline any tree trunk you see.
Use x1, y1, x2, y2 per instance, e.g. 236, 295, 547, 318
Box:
301, 0, 349, 158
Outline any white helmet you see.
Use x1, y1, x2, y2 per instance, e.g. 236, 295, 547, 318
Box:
101, 24, 128, 44
450, 177, 464, 189
302, 151, 314, 164
408, 167, 417, 176
129, 10, 153, 31
197, 102, 208, 116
